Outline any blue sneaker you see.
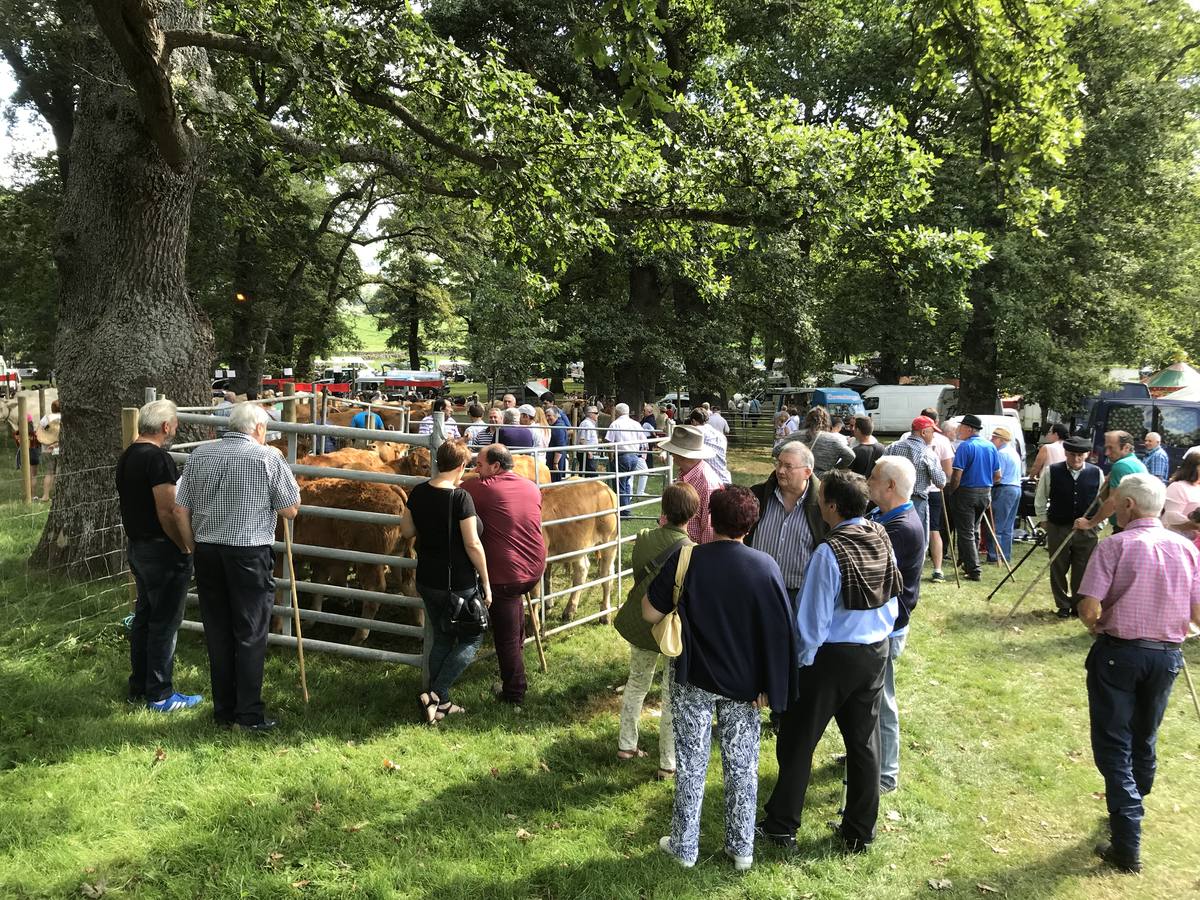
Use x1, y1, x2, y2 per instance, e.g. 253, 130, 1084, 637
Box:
147, 692, 203, 712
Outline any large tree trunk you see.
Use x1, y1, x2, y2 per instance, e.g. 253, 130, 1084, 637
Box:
958, 271, 1000, 412
616, 263, 660, 403
407, 292, 421, 369
31, 17, 213, 574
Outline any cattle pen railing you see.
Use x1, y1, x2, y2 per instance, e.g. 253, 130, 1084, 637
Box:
133, 396, 675, 679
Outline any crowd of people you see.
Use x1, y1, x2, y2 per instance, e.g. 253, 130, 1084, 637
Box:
112, 393, 1200, 876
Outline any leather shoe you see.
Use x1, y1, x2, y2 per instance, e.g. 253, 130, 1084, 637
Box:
754, 823, 798, 854
1094, 841, 1141, 873
236, 718, 278, 734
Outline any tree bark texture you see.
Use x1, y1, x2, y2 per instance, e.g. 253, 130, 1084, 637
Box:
32, 5, 213, 575
616, 263, 660, 404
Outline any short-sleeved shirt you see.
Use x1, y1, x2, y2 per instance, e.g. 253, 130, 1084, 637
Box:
996, 443, 1023, 486
116, 442, 179, 541
461, 472, 546, 584
953, 435, 1000, 488
405, 482, 479, 591
927, 432, 954, 493
175, 432, 301, 546
1107, 453, 1148, 527
351, 411, 383, 430
850, 441, 884, 478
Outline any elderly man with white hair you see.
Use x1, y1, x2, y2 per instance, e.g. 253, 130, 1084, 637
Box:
1142, 431, 1169, 484
1076, 473, 1200, 874
174, 402, 301, 733
577, 405, 600, 475
606, 402, 649, 517
866, 456, 926, 794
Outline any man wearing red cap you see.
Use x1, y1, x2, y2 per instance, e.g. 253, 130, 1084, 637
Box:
882, 416, 947, 545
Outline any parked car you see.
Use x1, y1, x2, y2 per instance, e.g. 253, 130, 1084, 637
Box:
862, 384, 959, 433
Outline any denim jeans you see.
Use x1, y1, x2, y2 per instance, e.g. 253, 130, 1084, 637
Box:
952, 487, 991, 576
911, 495, 930, 549
418, 583, 484, 704
127, 539, 193, 702
1086, 638, 1182, 858
987, 484, 1021, 563
878, 630, 908, 791
617, 452, 647, 516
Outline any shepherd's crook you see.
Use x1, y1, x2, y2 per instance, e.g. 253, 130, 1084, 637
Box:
283, 517, 310, 703
1002, 494, 1103, 623
981, 510, 1014, 577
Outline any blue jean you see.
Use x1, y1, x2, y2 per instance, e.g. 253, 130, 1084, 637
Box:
617, 452, 647, 516
878, 630, 908, 791
1086, 638, 1182, 857
419, 584, 484, 704
127, 539, 193, 701
911, 496, 930, 548
987, 484, 1021, 563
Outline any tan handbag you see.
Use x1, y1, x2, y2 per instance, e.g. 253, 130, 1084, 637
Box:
651, 545, 694, 657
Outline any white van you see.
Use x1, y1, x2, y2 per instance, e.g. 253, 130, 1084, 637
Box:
862, 384, 959, 434
942, 414, 1028, 472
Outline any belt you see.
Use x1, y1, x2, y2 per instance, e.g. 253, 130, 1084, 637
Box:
1099, 634, 1182, 651
823, 639, 887, 650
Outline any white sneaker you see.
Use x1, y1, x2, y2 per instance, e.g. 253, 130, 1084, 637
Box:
725, 848, 753, 872
658, 836, 695, 868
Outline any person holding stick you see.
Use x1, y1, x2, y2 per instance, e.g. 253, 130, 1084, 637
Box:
1075, 473, 1200, 874
1074, 431, 1147, 535
174, 402, 300, 733
1034, 436, 1102, 618
946, 415, 1000, 582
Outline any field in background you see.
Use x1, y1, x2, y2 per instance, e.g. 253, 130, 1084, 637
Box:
1, 450, 1198, 899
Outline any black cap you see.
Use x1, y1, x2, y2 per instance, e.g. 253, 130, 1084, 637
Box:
1063, 437, 1092, 454
960, 414, 984, 430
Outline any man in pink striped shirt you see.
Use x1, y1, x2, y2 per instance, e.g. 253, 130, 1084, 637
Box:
1077, 473, 1200, 874
660, 425, 721, 544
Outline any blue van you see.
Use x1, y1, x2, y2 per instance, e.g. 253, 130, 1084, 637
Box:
1086, 391, 1200, 472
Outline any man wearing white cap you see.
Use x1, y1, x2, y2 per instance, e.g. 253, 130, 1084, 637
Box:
659, 424, 721, 544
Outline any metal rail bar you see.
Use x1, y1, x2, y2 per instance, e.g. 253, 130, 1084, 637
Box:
268, 604, 423, 638
175, 412, 434, 447
275, 540, 416, 569
273, 577, 422, 609
178, 620, 420, 665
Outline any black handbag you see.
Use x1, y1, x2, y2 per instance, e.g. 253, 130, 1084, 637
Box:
441, 488, 489, 638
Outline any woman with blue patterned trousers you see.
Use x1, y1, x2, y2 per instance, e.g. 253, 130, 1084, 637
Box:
642, 485, 797, 872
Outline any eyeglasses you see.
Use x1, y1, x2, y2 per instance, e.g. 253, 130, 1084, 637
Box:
775, 462, 810, 473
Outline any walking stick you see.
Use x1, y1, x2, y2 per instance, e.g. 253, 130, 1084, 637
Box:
981, 510, 1014, 578
1002, 494, 1103, 623
525, 591, 548, 673
1182, 655, 1200, 725
985, 531, 1044, 602
283, 517, 310, 703
946, 530, 962, 589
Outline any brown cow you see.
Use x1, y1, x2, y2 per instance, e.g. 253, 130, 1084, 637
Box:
294, 447, 392, 477
278, 477, 415, 644
538, 479, 620, 622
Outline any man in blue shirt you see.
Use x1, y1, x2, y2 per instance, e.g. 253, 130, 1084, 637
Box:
350, 408, 383, 430
947, 414, 1001, 581
986, 426, 1023, 564
759, 470, 900, 855
1142, 432, 1169, 484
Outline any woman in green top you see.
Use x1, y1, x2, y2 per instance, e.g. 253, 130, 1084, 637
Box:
615, 483, 698, 779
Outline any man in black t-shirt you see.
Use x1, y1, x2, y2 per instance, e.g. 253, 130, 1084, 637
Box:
849, 416, 884, 478
116, 399, 203, 713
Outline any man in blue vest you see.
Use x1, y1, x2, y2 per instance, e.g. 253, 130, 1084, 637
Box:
1034, 437, 1102, 618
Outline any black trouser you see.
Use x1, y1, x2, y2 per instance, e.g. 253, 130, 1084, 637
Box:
194, 543, 274, 725
127, 538, 193, 702
762, 640, 889, 844
952, 487, 991, 576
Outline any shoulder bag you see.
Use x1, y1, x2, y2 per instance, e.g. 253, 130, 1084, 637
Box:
612, 532, 691, 652
440, 488, 489, 638
651, 544, 694, 658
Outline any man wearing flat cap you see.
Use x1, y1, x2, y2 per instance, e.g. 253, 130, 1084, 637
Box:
946, 414, 1001, 581
1035, 436, 1103, 618
660, 424, 721, 544
986, 426, 1023, 565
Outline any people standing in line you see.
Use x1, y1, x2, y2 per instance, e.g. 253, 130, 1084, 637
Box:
461, 444, 546, 707
986, 426, 1023, 565
881, 415, 946, 542
401, 440, 491, 723
117, 399, 202, 712
1075, 431, 1148, 535
686, 407, 731, 485
616, 483, 699, 780
746, 442, 828, 615
1029, 423, 1069, 479
605, 402, 649, 518
418, 398, 461, 438
1034, 436, 1103, 618
848, 415, 884, 478
919, 408, 955, 583
576, 405, 600, 475
774, 406, 855, 476
35, 399, 61, 502
866, 457, 926, 795
1142, 431, 1169, 485
660, 425, 721, 545
1076, 473, 1200, 874
945, 414, 1000, 582
643, 486, 796, 872
174, 402, 301, 732
1163, 450, 1200, 547
759, 469, 901, 855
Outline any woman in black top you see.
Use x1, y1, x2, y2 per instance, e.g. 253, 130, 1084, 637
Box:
400, 440, 491, 723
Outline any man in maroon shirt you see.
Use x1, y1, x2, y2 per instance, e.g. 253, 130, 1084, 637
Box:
463, 444, 546, 705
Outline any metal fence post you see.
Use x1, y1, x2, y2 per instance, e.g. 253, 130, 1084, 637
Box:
283, 382, 298, 462
17, 395, 31, 504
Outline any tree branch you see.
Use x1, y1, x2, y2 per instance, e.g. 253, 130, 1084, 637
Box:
163, 28, 286, 64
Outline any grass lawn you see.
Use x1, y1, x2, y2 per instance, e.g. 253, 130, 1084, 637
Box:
1, 453, 1198, 899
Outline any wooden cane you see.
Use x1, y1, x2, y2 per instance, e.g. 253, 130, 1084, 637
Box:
1002, 494, 1103, 622
981, 510, 1014, 579
1182, 654, 1200, 725
283, 518, 310, 702
946, 529, 962, 589
525, 591, 548, 673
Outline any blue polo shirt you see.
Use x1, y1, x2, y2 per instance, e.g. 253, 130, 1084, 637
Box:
953, 435, 999, 488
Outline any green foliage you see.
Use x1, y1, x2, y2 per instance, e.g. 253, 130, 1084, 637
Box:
0, 156, 59, 371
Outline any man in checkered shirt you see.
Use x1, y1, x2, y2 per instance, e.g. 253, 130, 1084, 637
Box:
175, 402, 300, 732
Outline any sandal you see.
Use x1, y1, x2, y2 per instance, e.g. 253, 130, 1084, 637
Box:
434, 701, 465, 722
616, 749, 647, 761
418, 691, 440, 725
655, 769, 675, 781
